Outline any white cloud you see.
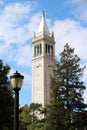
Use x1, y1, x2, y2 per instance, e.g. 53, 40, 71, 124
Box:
0, 1, 40, 95
67, 0, 87, 22
51, 19, 87, 60
0, 2, 40, 67
13, 45, 32, 67
0, 2, 31, 44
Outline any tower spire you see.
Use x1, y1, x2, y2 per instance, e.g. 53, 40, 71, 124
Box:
36, 11, 50, 36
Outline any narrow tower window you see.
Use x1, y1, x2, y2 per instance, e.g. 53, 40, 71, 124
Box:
34, 46, 36, 57
48, 45, 50, 54
51, 46, 53, 55
37, 44, 39, 56
40, 44, 42, 54
46, 44, 47, 54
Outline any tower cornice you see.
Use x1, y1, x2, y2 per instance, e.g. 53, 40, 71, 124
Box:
32, 34, 55, 44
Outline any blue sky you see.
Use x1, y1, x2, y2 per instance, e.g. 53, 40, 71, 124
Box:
0, 0, 87, 105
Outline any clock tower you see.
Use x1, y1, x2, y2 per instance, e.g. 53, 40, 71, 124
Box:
32, 11, 55, 107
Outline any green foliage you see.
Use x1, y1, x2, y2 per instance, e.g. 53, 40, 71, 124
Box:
0, 60, 14, 130
19, 103, 44, 130
29, 103, 42, 122
46, 43, 87, 130
27, 121, 46, 130
19, 104, 31, 130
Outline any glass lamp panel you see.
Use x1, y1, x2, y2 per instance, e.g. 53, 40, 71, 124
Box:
10, 78, 17, 89
11, 77, 23, 89
17, 77, 23, 88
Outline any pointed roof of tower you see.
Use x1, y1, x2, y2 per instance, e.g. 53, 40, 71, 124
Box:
36, 11, 50, 36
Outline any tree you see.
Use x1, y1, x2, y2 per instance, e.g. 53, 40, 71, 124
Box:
19, 104, 31, 130
29, 103, 42, 122
27, 103, 47, 130
19, 103, 44, 130
0, 60, 14, 130
46, 44, 87, 130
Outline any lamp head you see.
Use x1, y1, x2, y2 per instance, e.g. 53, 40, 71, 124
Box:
10, 71, 24, 91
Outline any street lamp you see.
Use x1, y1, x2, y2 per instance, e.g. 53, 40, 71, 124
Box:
10, 71, 24, 130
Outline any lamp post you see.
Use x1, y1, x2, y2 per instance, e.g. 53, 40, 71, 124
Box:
10, 71, 24, 130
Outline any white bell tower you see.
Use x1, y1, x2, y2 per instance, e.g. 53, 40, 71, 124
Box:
32, 11, 55, 107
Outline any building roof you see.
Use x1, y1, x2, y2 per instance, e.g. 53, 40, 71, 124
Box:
36, 11, 50, 36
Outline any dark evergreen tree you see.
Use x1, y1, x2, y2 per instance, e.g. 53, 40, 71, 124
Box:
29, 103, 42, 123
46, 44, 87, 130
19, 103, 44, 130
0, 60, 14, 130
19, 104, 31, 130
